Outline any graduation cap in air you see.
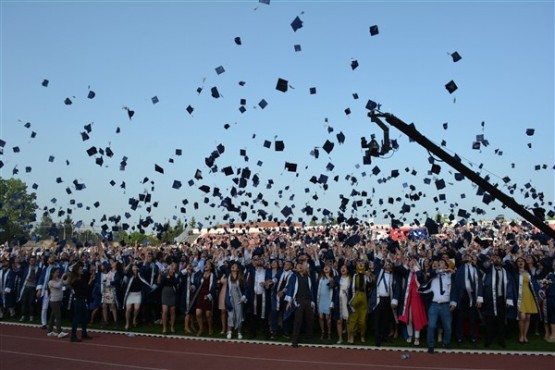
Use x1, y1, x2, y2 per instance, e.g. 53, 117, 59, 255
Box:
64, 98, 72, 105
186, 105, 194, 114
215, 65, 225, 75
86, 146, 97, 156
291, 16, 303, 32
172, 180, 182, 190
211, 87, 220, 98
276, 78, 288, 92
445, 80, 458, 94
124, 107, 134, 119
309, 87, 316, 94
87, 90, 96, 99
322, 140, 334, 154
42, 79, 49, 87
337, 132, 345, 144
152, 96, 159, 104
351, 60, 359, 70
234, 37, 242, 45
369, 25, 379, 36
526, 128, 535, 136
259, 99, 268, 109
275, 140, 285, 151
294, 44, 302, 52
154, 164, 164, 174
284, 162, 297, 172
451, 51, 462, 62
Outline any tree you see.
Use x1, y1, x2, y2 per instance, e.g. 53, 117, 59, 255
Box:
0, 178, 38, 244
60, 215, 74, 242
189, 216, 197, 230
34, 213, 55, 241
309, 219, 318, 227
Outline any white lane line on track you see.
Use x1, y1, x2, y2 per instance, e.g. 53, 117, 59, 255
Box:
1, 333, 550, 370
0, 350, 167, 370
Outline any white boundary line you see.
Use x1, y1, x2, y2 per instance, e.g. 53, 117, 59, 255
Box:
1, 321, 553, 358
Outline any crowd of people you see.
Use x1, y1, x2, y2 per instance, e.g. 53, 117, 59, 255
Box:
0, 220, 554, 353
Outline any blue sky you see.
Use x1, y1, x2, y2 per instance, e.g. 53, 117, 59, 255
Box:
1, 0, 554, 233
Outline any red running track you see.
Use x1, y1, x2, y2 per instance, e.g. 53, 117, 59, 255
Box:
0, 324, 553, 370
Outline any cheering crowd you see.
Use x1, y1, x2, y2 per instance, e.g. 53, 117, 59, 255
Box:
0, 220, 554, 353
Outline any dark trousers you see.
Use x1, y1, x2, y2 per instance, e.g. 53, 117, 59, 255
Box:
456, 297, 478, 342
271, 304, 291, 336
249, 294, 268, 338
375, 296, 393, 345
71, 298, 89, 337
20, 286, 36, 318
485, 298, 506, 345
291, 297, 314, 345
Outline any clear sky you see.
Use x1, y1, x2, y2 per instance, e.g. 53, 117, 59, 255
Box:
1, 0, 554, 233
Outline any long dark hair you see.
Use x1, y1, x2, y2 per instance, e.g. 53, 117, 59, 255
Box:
68, 262, 83, 285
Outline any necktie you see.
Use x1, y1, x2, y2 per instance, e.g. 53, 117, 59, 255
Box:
29, 268, 36, 284
497, 269, 503, 297
439, 274, 445, 295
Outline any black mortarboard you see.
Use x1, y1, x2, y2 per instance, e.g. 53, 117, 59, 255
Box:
151, 96, 159, 104
369, 25, 379, 36
472, 142, 480, 150
124, 107, 134, 119
199, 185, 210, 193
309, 87, 316, 94
281, 206, 293, 217
186, 105, 194, 114
435, 179, 446, 190
337, 131, 345, 144
259, 99, 268, 109
222, 166, 234, 176
451, 51, 462, 62
172, 180, 182, 189
215, 65, 225, 75
13, 146, 20, 153
284, 162, 297, 172
351, 60, 359, 70
276, 78, 288, 92
211, 87, 220, 98
234, 36, 242, 45
154, 164, 164, 174
345, 108, 351, 115
86, 146, 97, 156
322, 140, 334, 154
194, 169, 203, 180
445, 80, 458, 94
526, 128, 535, 136
294, 44, 302, 52
64, 97, 72, 105
443, 122, 448, 130
87, 90, 96, 99
24, 122, 31, 128
42, 79, 49, 87
275, 140, 285, 151
431, 164, 441, 174
353, 93, 359, 99
291, 16, 303, 32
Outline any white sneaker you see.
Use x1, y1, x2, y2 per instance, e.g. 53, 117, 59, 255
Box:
29, 316, 34, 322
47, 331, 57, 337
19, 316, 25, 322
237, 332, 243, 340
57, 332, 68, 338
226, 331, 232, 339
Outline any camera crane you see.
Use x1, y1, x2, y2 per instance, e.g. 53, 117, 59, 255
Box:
363, 106, 554, 239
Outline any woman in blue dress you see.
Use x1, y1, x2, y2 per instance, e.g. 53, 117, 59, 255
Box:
317, 265, 334, 341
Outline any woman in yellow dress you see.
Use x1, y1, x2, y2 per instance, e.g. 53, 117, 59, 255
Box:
515, 257, 541, 344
